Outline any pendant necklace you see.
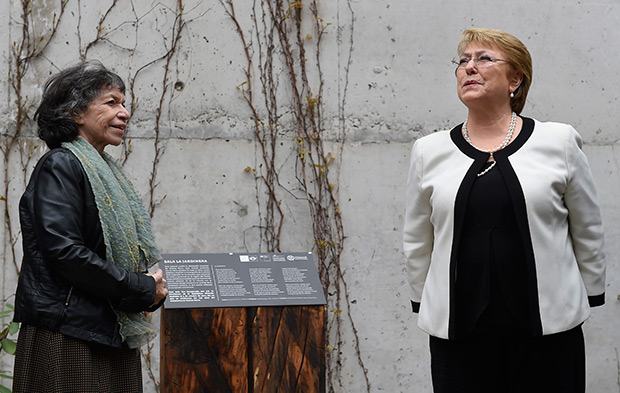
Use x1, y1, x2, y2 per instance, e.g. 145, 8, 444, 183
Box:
462, 112, 517, 177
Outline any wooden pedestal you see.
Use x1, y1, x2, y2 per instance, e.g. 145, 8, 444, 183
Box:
161, 306, 325, 392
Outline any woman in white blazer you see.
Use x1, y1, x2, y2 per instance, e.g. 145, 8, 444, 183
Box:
403, 28, 605, 393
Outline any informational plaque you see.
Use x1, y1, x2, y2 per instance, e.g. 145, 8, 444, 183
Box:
159, 252, 327, 309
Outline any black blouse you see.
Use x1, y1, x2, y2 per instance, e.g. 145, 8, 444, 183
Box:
454, 154, 533, 338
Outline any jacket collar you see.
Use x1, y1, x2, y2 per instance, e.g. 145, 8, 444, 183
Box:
450, 116, 535, 160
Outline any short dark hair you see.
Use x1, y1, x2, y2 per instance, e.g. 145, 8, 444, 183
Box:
35, 60, 126, 149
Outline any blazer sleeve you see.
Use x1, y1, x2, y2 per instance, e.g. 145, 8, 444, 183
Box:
403, 140, 434, 313
563, 127, 606, 306
30, 151, 156, 312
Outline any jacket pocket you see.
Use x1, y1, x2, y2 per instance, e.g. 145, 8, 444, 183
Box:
54, 286, 73, 330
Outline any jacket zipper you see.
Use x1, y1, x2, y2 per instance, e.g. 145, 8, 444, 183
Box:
55, 286, 73, 330
65, 286, 73, 306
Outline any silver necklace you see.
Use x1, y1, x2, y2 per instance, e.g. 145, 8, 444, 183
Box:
462, 112, 517, 177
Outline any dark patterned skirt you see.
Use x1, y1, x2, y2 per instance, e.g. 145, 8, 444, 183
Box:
12, 324, 142, 393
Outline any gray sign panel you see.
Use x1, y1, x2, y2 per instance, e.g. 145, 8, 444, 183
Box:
159, 252, 327, 308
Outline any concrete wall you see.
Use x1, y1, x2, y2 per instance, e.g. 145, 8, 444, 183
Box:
1, 1, 620, 392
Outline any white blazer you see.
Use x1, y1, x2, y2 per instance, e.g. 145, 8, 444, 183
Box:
403, 117, 606, 339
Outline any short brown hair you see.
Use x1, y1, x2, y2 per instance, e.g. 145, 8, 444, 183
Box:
457, 28, 532, 114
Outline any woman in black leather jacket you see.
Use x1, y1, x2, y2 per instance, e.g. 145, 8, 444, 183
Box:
12, 60, 168, 393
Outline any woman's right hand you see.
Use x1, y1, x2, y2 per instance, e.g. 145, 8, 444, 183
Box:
146, 269, 168, 307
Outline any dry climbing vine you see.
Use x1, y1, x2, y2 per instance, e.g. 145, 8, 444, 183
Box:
4, 0, 67, 278
145, 0, 186, 218
223, 0, 285, 253
223, 1, 369, 391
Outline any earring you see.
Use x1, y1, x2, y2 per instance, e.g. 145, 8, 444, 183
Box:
510, 92, 515, 98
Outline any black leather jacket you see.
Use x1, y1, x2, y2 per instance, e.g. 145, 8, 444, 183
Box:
14, 148, 159, 347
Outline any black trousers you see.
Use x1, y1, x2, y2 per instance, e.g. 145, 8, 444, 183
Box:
429, 325, 585, 393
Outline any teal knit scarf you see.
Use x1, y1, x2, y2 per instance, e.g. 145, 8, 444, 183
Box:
62, 136, 161, 348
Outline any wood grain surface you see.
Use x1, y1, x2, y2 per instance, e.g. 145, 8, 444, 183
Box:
161, 306, 325, 393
